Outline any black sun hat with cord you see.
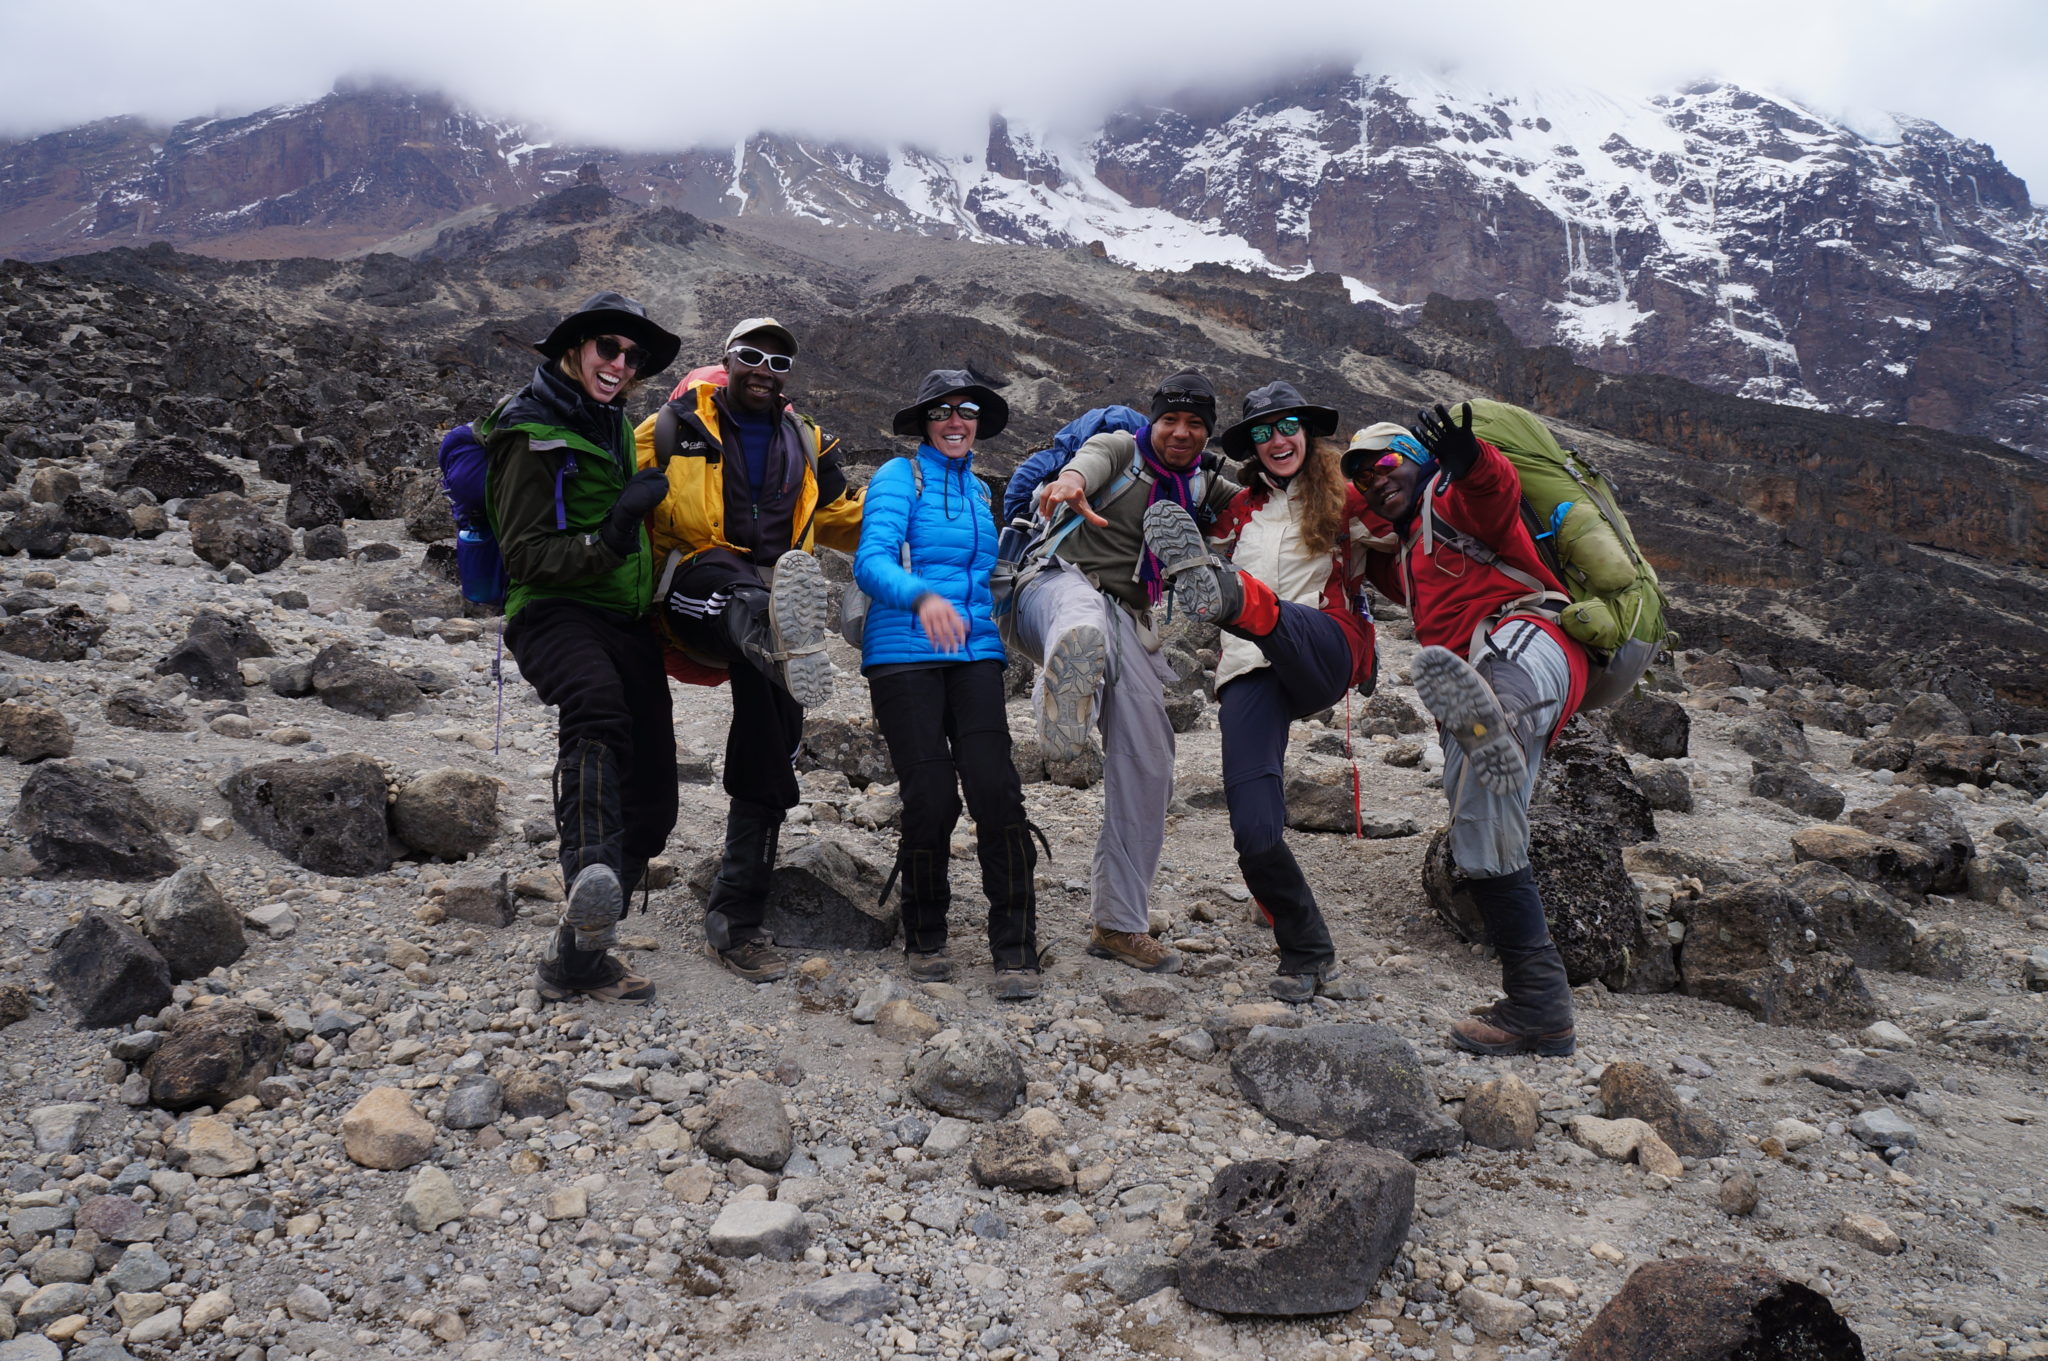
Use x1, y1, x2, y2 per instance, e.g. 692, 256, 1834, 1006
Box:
891, 367, 1010, 440
534, 291, 682, 379
1215, 379, 1340, 460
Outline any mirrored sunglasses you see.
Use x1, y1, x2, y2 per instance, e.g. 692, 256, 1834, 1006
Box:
925, 402, 982, 422
589, 335, 645, 371
727, 344, 794, 373
1250, 416, 1304, 446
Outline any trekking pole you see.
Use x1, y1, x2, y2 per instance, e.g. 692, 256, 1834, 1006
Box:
492, 626, 505, 756
1346, 689, 1363, 840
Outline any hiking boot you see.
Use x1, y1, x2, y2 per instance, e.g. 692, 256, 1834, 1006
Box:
1140, 501, 1233, 623
1449, 1005, 1576, 1058
714, 937, 790, 984
564, 864, 624, 953
534, 954, 656, 1005
1039, 624, 1106, 762
905, 949, 954, 983
1267, 963, 1365, 1004
1412, 645, 1528, 796
768, 550, 832, 707
991, 968, 1042, 1002
1087, 926, 1182, 974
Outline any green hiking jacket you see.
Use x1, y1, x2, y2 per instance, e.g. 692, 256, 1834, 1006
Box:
485, 415, 652, 621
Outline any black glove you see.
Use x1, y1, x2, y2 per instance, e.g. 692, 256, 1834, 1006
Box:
598, 467, 669, 557
1413, 402, 1481, 480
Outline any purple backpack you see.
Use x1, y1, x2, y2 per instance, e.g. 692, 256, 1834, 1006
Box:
439, 419, 508, 607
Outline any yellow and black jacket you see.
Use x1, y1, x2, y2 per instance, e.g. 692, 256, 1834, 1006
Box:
633, 381, 862, 571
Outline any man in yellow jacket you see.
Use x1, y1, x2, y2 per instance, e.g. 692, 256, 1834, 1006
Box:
635, 318, 863, 982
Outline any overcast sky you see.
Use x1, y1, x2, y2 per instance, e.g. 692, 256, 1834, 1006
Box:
3, 0, 2043, 202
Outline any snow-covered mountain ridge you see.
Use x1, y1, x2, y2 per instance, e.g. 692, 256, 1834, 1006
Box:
2, 68, 2043, 451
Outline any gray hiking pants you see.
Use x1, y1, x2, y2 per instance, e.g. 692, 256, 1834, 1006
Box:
1013, 562, 1173, 935
1443, 618, 1573, 878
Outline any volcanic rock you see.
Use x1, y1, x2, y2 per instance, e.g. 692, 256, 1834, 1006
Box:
47, 909, 173, 1027
143, 1004, 286, 1110
219, 754, 393, 876
15, 760, 178, 880
1569, 1257, 1865, 1360
186, 492, 291, 573
1229, 1024, 1463, 1159
140, 865, 247, 979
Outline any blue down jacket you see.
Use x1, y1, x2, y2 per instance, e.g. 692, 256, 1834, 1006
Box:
854, 443, 1006, 669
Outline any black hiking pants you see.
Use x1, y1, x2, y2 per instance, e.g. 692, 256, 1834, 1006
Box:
661, 549, 804, 812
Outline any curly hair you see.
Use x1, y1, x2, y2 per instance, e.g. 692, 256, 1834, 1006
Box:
1240, 436, 1347, 556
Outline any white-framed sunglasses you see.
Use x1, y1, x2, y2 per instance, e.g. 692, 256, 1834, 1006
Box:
727, 345, 793, 373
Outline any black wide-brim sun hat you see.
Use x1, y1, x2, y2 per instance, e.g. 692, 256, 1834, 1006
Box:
891, 368, 1010, 440
1217, 380, 1340, 459
534, 291, 682, 379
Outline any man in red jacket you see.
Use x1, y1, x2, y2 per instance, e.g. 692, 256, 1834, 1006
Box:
1349, 403, 1589, 1057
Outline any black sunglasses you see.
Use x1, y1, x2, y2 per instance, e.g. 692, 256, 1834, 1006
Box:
728, 345, 794, 373
588, 335, 645, 371
1250, 416, 1303, 445
926, 402, 982, 422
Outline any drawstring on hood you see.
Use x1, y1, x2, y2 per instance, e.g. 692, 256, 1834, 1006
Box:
503, 363, 629, 468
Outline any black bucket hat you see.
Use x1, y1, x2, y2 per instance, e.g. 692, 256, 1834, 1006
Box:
891, 367, 1010, 440
534, 291, 682, 379
1217, 380, 1340, 460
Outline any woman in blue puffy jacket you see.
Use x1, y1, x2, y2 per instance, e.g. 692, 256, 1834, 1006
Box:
856, 368, 1041, 999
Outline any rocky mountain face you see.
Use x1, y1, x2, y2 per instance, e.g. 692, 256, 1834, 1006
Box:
0, 193, 2046, 1361
3, 73, 2044, 452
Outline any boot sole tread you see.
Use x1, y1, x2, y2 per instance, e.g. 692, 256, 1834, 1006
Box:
1413, 646, 1528, 796
565, 865, 622, 952
1141, 502, 1223, 622
769, 552, 833, 708
1040, 625, 1106, 761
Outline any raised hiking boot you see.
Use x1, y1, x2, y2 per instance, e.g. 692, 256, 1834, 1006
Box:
714, 936, 790, 984
991, 968, 1042, 1002
905, 949, 955, 983
1449, 1006, 1577, 1058
1087, 926, 1182, 974
1039, 624, 1106, 762
1412, 645, 1528, 797
1140, 501, 1234, 624
564, 864, 624, 953
534, 953, 655, 1005
768, 550, 833, 708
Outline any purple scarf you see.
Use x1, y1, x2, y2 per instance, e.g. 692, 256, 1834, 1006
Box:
1136, 424, 1202, 605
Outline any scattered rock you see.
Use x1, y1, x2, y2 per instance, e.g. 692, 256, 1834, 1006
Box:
1727, 711, 1812, 764
1230, 1024, 1463, 1159
1597, 1060, 1725, 1158
1458, 1073, 1540, 1151
907, 1029, 1026, 1121
443, 1075, 503, 1130
1570, 1257, 1866, 1360
784, 1273, 897, 1324
342, 1086, 436, 1169
1567, 1115, 1685, 1177
1678, 880, 1876, 1027
698, 1079, 794, 1171
219, 754, 394, 876
1773, 863, 1916, 972
437, 872, 514, 927
1847, 790, 1975, 894
140, 866, 247, 980
0, 702, 71, 762
27, 1102, 99, 1154
1748, 761, 1845, 820
0, 602, 105, 661
501, 1071, 567, 1120
751, 838, 898, 949
172, 1114, 260, 1177
15, 761, 179, 880
1803, 1055, 1918, 1096
1887, 692, 1971, 741
144, 1003, 286, 1110
873, 999, 941, 1043
1907, 920, 1983, 981
1832, 1212, 1903, 1255
49, 909, 173, 1027
1608, 693, 1690, 759
186, 492, 291, 573
707, 1201, 811, 1260
1102, 980, 1185, 1019
1630, 759, 1694, 812
1789, 824, 1939, 900
1461, 1284, 1537, 1338
1718, 1168, 1760, 1216
1847, 1108, 1918, 1151
308, 641, 423, 720
391, 767, 500, 858
1178, 1141, 1416, 1316
103, 688, 194, 732
398, 1165, 466, 1231
969, 1112, 1073, 1192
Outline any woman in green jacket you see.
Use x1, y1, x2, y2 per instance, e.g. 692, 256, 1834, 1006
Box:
486, 292, 681, 1003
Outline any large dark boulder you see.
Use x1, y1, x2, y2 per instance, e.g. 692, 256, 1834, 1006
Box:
1607, 693, 1689, 759
60, 489, 134, 539
186, 493, 291, 574
49, 909, 173, 1028
141, 866, 247, 980
0, 503, 73, 558
1230, 1024, 1463, 1159
219, 755, 393, 876
1424, 804, 1648, 987
14, 761, 179, 880
308, 641, 423, 720
1748, 761, 1845, 820
142, 1003, 286, 1110
1726, 712, 1812, 764
1178, 1142, 1415, 1317
1535, 721, 1656, 845
1677, 880, 1876, 1027
154, 631, 243, 701
688, 838, 898, 950
1789, 824, 1940, 899
1774, 862, 1916, 972
1847, 789, 1974, 894
1570, 1257, 1865, 1361
0, 603, 107, 661
108, 442, 245, 502
104, 688, 193, 733
798, 716, 896, 789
